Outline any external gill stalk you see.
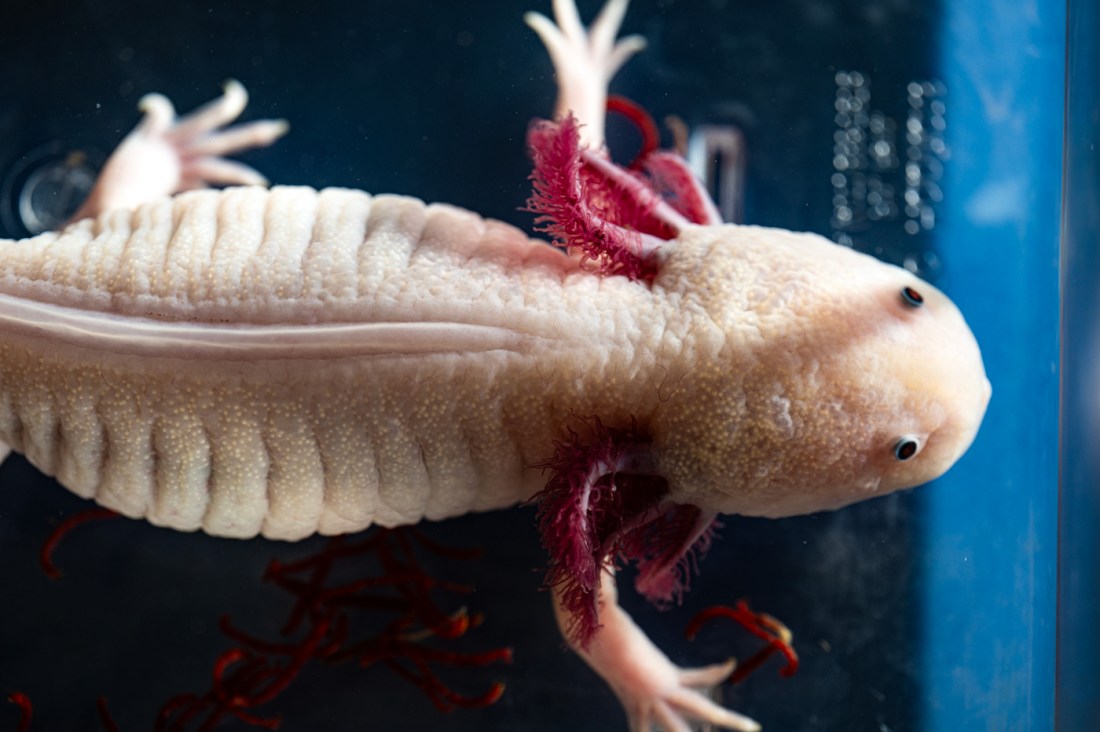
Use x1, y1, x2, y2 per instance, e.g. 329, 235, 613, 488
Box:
532, 418, 718, 646
607, 95, 724, 226
527, 115, 670, 279
525, 104, 722, 279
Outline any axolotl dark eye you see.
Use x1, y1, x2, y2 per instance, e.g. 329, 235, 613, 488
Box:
900, 286, 924, 307
894, 436, 922, 461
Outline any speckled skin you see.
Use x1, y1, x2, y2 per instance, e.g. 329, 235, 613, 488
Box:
0, 184, 988, 541
651, 222, 989, 518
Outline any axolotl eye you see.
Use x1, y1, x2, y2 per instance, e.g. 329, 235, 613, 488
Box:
893, 436, 922, 461
900, 286, 924, 308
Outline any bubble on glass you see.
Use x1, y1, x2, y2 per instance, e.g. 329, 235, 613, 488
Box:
831, 72, 948, 250
920, 206, 935, 229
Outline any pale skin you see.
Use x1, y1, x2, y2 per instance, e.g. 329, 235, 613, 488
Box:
0, 1, 990, 729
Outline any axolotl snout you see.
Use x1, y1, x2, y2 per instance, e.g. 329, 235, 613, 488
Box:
648, 222, 989, 520
0, 0, 989, 729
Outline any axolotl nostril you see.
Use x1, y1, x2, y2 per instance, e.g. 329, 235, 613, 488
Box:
0, 0, 989, 729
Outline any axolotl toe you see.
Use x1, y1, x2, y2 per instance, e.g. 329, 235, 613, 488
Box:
0, 0, 988, 729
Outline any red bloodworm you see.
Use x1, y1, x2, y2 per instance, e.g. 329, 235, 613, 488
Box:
95, 697, 120, 732
379, 535, 459, 638
212, 648, 250, 685
277, 561, 334, 636
153, 527, 508, 729
686, 601, 799, 679
398, 540, 477, 635
204, 700, 280, 732
410, 659, 507, 709
39, 508, 119, 579
226, 615, 332, 709
729, 646, 782, 685
203, 657, 284, 730
155, 694, 203, 732
7, 693, 32, 732
383, 659, 505, 712
384, 660, 454, 713
607, 95, 661, 166
218, 657, 280, 705
314, 614, 349, 659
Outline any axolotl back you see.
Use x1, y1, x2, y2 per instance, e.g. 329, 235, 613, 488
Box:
0, 187, 987, 536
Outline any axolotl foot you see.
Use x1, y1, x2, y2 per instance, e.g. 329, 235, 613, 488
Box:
558, 569, 761, 732
525, 0, 646, 150
70, 80, 288, 222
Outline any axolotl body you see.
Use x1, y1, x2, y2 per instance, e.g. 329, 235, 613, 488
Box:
0, 1, 989, 729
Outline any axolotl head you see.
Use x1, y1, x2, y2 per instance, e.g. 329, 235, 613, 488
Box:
651, 224, 991, 519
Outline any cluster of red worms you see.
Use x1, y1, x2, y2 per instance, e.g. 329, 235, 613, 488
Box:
9, 464, 799, 731
687, 601, 800, 684
10, 512, 511, 731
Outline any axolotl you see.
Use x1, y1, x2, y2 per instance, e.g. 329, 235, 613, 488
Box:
0, 0, 989, 729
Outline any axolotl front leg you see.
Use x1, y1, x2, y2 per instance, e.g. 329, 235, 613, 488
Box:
534, 419, 759, 732
525, 2, 762, 730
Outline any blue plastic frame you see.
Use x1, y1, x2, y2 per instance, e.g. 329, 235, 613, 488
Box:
922, 1, 1063, 729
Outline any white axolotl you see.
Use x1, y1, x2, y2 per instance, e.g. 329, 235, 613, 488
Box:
0, 0, 989, 729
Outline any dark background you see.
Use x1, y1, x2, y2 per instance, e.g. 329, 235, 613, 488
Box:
0, 1, 943, 729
